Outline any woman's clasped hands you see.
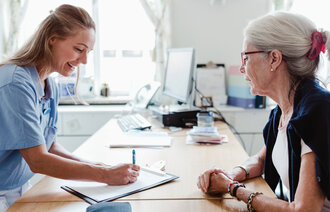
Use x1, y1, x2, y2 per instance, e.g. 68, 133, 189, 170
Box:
197, 168, 241, 195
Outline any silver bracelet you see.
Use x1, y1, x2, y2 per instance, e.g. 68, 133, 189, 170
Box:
235, 165, 249, 180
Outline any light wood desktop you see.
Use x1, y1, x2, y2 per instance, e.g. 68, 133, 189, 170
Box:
8, 116, 276, 211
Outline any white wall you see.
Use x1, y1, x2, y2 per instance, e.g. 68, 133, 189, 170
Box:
170, 0, 271, 67
0, 1, 4, 60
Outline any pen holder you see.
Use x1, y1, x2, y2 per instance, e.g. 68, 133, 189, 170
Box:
196, 112, 214, 127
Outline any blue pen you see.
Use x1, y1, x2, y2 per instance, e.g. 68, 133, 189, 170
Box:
132, 149, 136, 165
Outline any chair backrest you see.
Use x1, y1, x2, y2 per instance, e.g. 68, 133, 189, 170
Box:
86, 202, 132, 212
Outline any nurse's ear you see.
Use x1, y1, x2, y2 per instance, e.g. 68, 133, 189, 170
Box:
48, 36, 57, 47
269, 49, 282, 72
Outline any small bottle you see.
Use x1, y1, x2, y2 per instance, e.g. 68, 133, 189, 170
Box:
100, 83, 110, 97
196, 112, 214, 127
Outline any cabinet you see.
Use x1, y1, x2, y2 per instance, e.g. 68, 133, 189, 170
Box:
56, 105, 126, 151
216, 105, 272, 156
56, 105, 272, 155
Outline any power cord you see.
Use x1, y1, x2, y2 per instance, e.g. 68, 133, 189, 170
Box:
192, 78, 247, 150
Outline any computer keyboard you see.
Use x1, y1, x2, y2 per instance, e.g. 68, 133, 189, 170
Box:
117, 113, 152, 132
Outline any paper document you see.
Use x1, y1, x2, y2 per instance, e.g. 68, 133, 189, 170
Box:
61, 169, 178, 203
108, 131, 172, 148
186, 126, 228, 145
186, 134, 228, 145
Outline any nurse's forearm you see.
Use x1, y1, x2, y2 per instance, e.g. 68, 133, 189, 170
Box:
231, 146, 266, 181
48, 142, 102, 165
33, 152, 105, 182
20, 144, 105, 183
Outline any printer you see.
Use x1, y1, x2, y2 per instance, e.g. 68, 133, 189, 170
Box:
150, 106, 200, 128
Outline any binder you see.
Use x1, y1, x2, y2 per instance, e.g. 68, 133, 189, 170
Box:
61, 170, 179, 204
227, 66, 266, 108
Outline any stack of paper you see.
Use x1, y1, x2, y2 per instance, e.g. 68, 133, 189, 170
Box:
186, 126, 228, 145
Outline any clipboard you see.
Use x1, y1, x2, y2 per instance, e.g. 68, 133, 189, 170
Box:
61, 170, 179, 204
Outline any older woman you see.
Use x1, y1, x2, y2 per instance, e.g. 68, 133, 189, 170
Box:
197, 12, 330, 212
0, 5, 139, 210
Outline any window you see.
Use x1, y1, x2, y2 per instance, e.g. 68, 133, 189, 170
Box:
290, 0, 330, 90
18, 0, 155, 97
97, 0, 155, 96
272, 0, 330, 90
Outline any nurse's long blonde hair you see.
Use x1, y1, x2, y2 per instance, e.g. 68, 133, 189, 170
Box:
1, 4, 95, 77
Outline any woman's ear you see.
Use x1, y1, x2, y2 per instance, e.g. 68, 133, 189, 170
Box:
269, 49, 282, 71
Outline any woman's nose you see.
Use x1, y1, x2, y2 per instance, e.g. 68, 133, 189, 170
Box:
80, 52, 88, 64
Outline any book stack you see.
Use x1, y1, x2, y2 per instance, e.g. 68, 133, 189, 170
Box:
186, 126, 228, 145
227, 66, 255, 108
227, 66, 266, 109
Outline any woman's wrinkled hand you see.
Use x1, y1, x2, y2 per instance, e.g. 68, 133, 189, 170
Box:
207, 172, 232, 195
197, 168, 231, 193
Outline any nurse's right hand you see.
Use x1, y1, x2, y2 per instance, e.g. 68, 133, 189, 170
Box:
102, 163, 140, 185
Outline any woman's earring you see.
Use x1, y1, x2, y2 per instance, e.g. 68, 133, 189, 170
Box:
270, 68, 274, 72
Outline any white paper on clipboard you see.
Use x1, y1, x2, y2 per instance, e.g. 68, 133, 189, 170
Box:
195, 64, 227, 106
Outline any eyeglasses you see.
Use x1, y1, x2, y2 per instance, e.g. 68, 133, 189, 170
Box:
241, 51, 266, 67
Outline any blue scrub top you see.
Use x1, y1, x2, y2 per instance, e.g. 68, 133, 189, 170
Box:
0, 64, 59, 190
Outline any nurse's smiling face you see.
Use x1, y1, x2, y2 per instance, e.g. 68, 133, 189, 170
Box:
49, 28, 95, 77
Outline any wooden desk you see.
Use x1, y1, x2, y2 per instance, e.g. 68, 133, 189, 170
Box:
8, 199, 251, 212
9, 118, 275, 211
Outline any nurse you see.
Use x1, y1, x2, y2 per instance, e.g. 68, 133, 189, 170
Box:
0, 4, 139, 210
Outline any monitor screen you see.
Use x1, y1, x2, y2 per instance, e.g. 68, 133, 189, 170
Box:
162, 48, 195, 103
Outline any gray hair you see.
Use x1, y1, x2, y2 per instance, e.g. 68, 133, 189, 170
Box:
244, 11, 330, 82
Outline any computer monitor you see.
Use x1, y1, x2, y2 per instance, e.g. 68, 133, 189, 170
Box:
162, 48, 195, 104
